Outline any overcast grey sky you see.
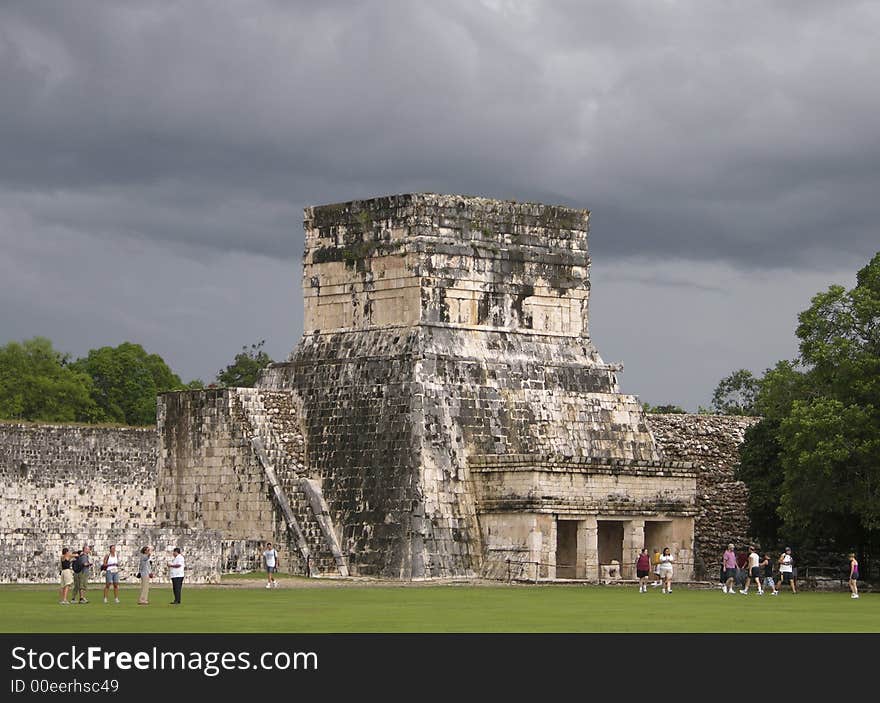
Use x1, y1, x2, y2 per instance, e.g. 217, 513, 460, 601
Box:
1, 0, 877, 410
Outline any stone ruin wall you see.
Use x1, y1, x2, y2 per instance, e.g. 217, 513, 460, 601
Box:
157, 390, 277, 542
157, 388, 347, 577
261, 194, 663, 578
0, 414, 757, 583
646, 413, 760, 580
156, 389, 306, 575
0, 422, 221, 583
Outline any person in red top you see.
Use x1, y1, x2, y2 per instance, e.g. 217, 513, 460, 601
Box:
636, 548, 651, 593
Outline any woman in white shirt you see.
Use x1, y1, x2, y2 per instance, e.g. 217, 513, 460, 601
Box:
102, 545, 121, 604
658, 547, 674, 594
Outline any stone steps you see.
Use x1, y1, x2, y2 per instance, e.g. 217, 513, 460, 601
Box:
234, 389, 347, 577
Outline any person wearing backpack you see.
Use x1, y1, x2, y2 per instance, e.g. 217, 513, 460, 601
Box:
59, 548, 74, 605
71, 545, 92, 604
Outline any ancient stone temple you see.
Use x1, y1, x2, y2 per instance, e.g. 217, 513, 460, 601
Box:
157, 193, 699, 580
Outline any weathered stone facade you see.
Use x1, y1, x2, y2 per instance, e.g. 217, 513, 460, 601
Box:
157, 388, 346, 577
1, 194, 760, 585
251, 194, 701, 580
647, 413, 760, 579
0, 423, 221, 583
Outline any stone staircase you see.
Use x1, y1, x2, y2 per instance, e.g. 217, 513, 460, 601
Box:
232, 389, 348, 577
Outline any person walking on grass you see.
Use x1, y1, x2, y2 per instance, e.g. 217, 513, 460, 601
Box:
137, 546, 154, 605
778, 547, 797, 594
636, 548, 651, 593
740, 546, 763, 595
722, 543, 737, 595
59, 548, 74, 605
71, 545, 92, 603
263, 542, 279, 589
848, 553, 860, 599
167, 547, 185, 605
761, 553, 778, 595
102, 545, 121, 604
658, 547, 674, 594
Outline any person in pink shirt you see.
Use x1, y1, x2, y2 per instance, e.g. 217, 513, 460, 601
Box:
722, 543, 738, 594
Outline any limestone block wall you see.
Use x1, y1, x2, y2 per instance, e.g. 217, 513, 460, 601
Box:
260, 193, 686, 579
5, 527, 222, 584
479, 512, 553, 580
266, 329, 442, 578
156, 390, 291, 565
647, 413, 760, 579
0, 422, 220, 583
301, 193, 592, 337
470, 456, 697, 515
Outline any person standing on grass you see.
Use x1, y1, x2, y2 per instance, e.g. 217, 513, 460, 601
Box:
263, 542, 279, 589
167, 547, 185, 605
636, 548, 651, 593
651, 547, 662, 587
137, 546, 154, 605
741, 546, 763, 595
778, 547, 797, 593
59, 548, 74, 605
848, 554, 860, 599
102, 545, 121, 604
722, 543, 737, 595
72, 545, 92, 603
658, 548, 674, 594
761, 553, 778, 595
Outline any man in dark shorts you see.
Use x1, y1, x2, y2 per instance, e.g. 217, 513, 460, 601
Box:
778, 547, 797, 593
263, 542, 279, 589
740, 545, 763, 594
71, 545, 92, 603
722, 543, 737, 594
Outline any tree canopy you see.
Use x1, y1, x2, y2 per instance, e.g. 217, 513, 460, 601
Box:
642, 403, 687, 414
216, 340, 274, 388
69, 342, 189, 425
0, 338, 201, 425
734, 252, 880, 564
711, 368, 760, 415
0, 337, 101, 422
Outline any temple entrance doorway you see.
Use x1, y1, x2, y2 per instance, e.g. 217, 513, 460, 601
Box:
555, 519, 578, 579
597, 520, 624, 574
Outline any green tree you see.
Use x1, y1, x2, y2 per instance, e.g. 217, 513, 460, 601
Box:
70, 342, 187, 425
711, 368, 760, 415
736, 252, 880, 563
642, 403, 687, 414
216, 340, 274, 388
0, 337, 102, 422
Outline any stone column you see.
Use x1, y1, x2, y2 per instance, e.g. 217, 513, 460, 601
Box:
527, 526, 542, 582
579, 517, 598, 581
623, 519, 645, 580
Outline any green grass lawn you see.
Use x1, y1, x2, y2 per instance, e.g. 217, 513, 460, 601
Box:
1, 582, 876, 633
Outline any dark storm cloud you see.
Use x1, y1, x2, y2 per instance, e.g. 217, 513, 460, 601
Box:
1, 0, 878, 407
2, 0, 875, 264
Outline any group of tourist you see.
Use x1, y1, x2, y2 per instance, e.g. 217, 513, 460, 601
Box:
57, 540, 282, 605
634, 543, 861, 599
720, 544, 794, 596
636, 547, 675, 593
59, 544, 186, 606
